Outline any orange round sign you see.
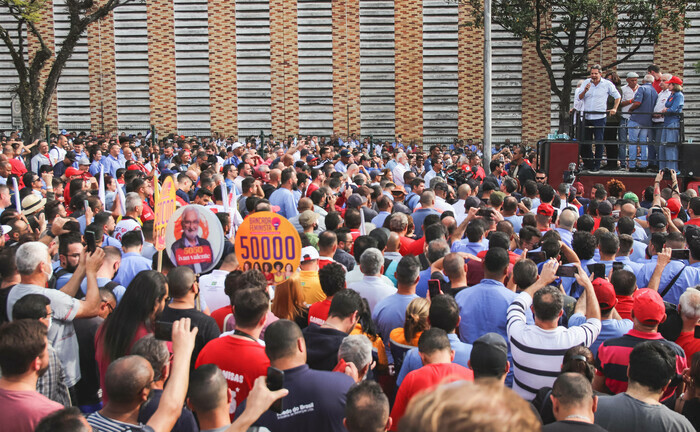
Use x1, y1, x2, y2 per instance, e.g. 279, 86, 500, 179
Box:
235, 212, 302, 285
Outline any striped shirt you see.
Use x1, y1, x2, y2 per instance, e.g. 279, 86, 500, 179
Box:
87, 412, 154, 432
507, 292, 601, 400
595, 329, 687, 401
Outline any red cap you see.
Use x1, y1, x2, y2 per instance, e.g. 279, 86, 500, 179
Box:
633, 289, 666, 324
65, 167, 82, 178
665, 76, 683, 85
537, 203, 554, 217
127, 164, 141, 171
667, 197, 681, 218
592, 278, 617, 310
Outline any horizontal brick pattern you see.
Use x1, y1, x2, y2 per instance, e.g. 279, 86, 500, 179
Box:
332, 0, 361, 137
270, 0, 299, 138
394, 0, 422, 142
521, 39, 551, 143
655, 23, 685, 78
147, 0, 177, 135
458, 2, 483, 140
87, 8, 117, 135
208, 0, 238, 137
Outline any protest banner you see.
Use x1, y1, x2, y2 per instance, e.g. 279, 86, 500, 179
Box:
165, 204, 224, 274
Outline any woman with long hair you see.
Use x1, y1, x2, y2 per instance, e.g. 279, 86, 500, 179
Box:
676, 351, 700, 429
270, 272, 308, 329
390, 298, 430, 347
95, 270, 169, 400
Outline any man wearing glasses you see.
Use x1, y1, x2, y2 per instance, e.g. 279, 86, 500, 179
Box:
535, 170, 548, 184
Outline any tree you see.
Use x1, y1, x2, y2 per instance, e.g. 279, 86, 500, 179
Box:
464, 0, 694, 133
0, 0, 137, 144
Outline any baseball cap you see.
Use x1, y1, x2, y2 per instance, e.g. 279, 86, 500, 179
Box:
469, 333, 508, 376
65, 167, 83, 178
340, 149, 351, 158
632, 288, 666, 324
306, 155, 319, 163
592, 278, 617, 310
464, 196, 481, 211
346, 194, 366, 208
298, 210, 319, 229
667, 198, 681, 218
78, 157, 90, 165
391, 185, 407, 196
626, 72, 639, 78
21, 194, 47, 216
1, 225, 10, 236
231, 142, 244, 151
597, 200, 613, 216
665, 76, 683, 85
648, 211, 668, 229
623, 192, 639, 203
537, 203, 554, 217
300, 246, 319, 262
65, 150, 77, 162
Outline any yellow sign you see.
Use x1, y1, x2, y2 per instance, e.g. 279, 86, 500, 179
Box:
235, 212, 302, 284
154, 176, 177, 251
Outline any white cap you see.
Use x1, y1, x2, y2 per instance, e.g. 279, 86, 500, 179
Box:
1, 225, 10, 235
301, 246, 319, 262
231, 142, 244, 150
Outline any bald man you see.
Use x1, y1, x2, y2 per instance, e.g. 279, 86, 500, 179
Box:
290, 197, 316, 232
87, 319, 197, 432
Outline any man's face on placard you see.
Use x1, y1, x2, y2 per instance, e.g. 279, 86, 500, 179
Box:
182, 209, 200, 242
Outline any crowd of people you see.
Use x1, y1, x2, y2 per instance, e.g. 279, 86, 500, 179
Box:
573, 63, 685, 173
0, 129, 698, 432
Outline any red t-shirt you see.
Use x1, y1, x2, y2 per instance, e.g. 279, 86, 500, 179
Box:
306, 182, 319, 197
318, 258, 335, 270
398, 235, 415, 256
195, 335, 270, 418
95, 323, 151, 403
211, 305, 233, 332
685, 218, 700, 227
676, 331, 700, 363
405, 237, 425, 257
615, 295, 634, 320
308, 298, 332, 326
390, 363, 473, 430
0, 388, 63, 432
141, 201, 155, 221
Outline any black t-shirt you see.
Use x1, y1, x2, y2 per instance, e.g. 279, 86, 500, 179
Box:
302, 324, 347, 371
159, 306, 221, 369
543, 420, 608, 431
682, 398, 700, 431
73, 316, 103, 405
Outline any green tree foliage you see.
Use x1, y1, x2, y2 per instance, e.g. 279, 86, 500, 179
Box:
0, 0, 138, 143
463, 0, 695, 133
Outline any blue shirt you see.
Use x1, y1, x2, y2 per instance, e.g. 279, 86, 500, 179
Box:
415, 268, 449, 298
629, 239, 648, 262
396, 333, 473, 386
568, 314, 632, 357
504, 215, 523, 233
51, 263, 74, 290
88, 161, 102, 176
451, 239, 488, 255
372, 293, 419, 363
635, 256, 688, 301
410, 208, 439, 238
555, 228, 573, 248
102, 234, 122, 250
661, 261, 700, 305
455, 279, 532, 345
664, 91, 684, 125
269, 187, 298, 219
114, 252, 152, 288
629, 83, 658, 127
371, 211, 391, 228
100, 154, 123, 178
615, 256, 644, 275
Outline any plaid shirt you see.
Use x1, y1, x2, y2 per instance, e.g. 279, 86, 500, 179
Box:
37, 345, 71, 407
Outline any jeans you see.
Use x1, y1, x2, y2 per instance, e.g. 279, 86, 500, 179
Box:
650, 122, 664, 167
582, 117, 606, 169
618, 118, 629, 166
627, 119, 650, 168
660, 121, 680, 171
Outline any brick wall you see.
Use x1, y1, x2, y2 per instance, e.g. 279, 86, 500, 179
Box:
655, 23, 685, 78
521, 39, 551, 143
394, 0, 423, 142
458, 2, 483, 140
87, 8, 117, 134
146, 0, 177, 135
332, 0, 360, 138
208, 0, 238, 137
270, 0, 299, 138
28, 0, 58, 129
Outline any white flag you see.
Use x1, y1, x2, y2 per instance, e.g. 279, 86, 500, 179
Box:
359, 207, 367, 235
12, 177, 20, 212
116, 183, 127, 216
98, 165, 106, 208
